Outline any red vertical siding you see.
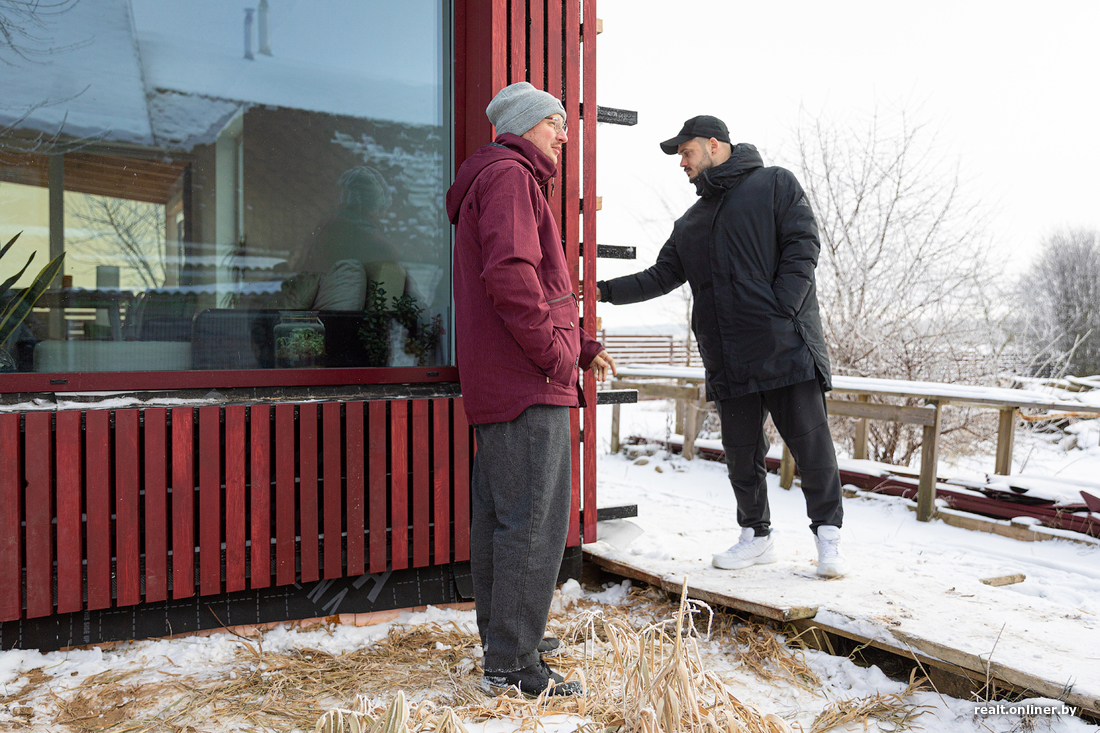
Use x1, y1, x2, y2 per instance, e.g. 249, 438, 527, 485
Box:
323, 401, 344, 578
581, 0, 599, 543
412, 399, 430, 567
432, 398, 450, 564
24, 412, 53, 617
345, 401, 366, 575
390, 400, 409, 570
55, 410, 84, 613
298, 402, 320, 583
275, 404, 296, 586
368, 400, 388, 573
249, 404, 272, 589
115, 409, 141, 606
529, 0, 545, 89
510, 0, 526, 83
0, 413, 21, 621
225, 405, 247, 593
88, 409, 114, 607
143, 408, 169, 603
198, 406, 221, 596
452, 397, 471, 562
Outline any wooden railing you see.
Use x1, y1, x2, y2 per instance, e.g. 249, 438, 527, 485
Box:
607, 365, 1100, 522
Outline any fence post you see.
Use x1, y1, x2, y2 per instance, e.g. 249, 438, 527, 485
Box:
610, 403, 621, 454
994, 407, 1016, 475
780, 443, 795, 490
853, 394, 870, 460
916, 400, 943, 522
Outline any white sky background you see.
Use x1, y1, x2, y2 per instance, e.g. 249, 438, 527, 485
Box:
593, 0, 1100, 331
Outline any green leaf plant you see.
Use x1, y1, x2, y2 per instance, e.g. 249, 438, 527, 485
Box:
0, 231, 65, 367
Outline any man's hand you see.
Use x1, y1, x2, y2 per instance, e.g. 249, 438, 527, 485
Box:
585, 349, 617, 382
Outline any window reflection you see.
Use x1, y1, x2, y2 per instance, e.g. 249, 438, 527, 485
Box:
0, 0, 451, 373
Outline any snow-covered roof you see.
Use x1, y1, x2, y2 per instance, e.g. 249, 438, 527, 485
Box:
2, 0, 441, 154
1, 0, 153, 145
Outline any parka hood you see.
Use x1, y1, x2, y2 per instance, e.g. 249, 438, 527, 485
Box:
446, 133, 558, 223
693, 143, 764, 198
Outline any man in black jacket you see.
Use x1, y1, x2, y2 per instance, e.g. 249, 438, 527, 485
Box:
596, 115, 849, 578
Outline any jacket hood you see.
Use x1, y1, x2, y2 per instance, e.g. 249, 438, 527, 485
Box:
446, 133, 558, 223
693, 143, 764, 197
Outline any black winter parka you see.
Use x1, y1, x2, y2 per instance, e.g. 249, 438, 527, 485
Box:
598, 144, 831, 401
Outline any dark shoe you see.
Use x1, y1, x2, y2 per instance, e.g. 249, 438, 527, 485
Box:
481, 660, 584, 698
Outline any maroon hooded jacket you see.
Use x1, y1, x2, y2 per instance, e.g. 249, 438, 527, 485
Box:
446, 133, 603, 425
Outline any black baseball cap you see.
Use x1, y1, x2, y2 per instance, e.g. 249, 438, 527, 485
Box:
659, 115, 730, 155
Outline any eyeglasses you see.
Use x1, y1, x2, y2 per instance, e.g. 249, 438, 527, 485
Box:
545, 115, 567, 133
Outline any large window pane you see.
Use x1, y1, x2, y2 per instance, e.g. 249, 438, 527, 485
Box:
0, 0, 451, 373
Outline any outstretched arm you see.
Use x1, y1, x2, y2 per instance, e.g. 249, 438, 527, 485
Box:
596, 234, 686, 305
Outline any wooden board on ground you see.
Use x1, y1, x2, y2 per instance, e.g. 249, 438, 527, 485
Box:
582, 539, 1100, 717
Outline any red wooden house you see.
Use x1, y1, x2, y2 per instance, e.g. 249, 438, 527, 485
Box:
0, 0, 609, 650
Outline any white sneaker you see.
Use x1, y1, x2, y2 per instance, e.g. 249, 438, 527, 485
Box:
712, 528, 777, 570
814, 525, 850, 578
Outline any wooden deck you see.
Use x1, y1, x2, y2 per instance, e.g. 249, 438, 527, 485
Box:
584, 517, 1100, 717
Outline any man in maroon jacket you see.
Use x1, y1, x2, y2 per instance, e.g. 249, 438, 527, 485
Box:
446, 82, 614, 698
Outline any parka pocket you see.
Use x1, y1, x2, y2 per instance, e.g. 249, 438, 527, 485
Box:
547, 293, 580, 385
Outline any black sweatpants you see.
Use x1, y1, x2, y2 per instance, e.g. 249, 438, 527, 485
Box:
717, 378, 843, 535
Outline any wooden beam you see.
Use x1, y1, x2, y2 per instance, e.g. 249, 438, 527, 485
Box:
826, 398, 937, 426
612, 379, 701, 401
916, 401, 942, 522
994, 407, 1016, 475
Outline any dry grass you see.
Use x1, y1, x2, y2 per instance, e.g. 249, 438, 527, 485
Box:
1, 583, 931, 733
809, 677, 932, 733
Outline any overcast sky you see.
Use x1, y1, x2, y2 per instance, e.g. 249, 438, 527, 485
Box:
593, 0, 1100, 330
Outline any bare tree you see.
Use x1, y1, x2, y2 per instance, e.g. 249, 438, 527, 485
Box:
66, 196, 166, 289
789, 103, 1003, 465
1016, 228, 1100, 379
0, 0, 82, 66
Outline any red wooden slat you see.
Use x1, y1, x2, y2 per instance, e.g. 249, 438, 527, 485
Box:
24, 412, 52, 618
299, 402, 320, 583
368, 401, 388, 574
346, 401, 365, 576
323, 402, 343, 579
452, 398, 471, 562
55, 410, 84, 613
275, 403, 296, 585
171, 406, 195, 599
198, 406, 221, 596
411, 400, 430, 567
88, 409, 113, 608
143, 408, 169, 603
115, 409, 141, 606
546, 0, 562, 108
510, 0, 526, 83
390, 400, 409, 570
582, 0, 599, 544
225, 405, 247, 593
0, 413, 21, 621
529, 0, 544, 88
568, 409, 581, 546
249, 405, 272, 588
432, 398, 450, 564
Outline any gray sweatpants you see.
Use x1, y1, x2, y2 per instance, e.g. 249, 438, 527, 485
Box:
471, 404, 571, 674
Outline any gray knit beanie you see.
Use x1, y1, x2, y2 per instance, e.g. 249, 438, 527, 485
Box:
486, 81, 567, 137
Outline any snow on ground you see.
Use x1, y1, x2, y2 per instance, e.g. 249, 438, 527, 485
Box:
1, 398, 1099, 732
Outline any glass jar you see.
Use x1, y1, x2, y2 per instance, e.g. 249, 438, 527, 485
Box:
274, 312, 326, 368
